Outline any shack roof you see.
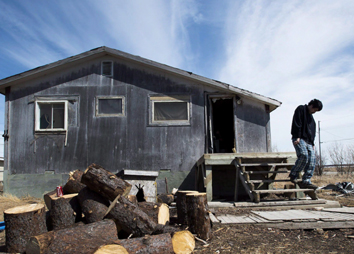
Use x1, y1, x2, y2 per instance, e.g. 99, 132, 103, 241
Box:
0, 46, 281, 111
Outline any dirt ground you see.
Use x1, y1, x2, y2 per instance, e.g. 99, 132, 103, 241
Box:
1, 174, 354, 253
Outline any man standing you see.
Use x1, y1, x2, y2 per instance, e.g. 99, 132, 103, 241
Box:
289, 99, 323, 189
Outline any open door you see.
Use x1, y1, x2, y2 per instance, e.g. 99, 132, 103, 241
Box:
206, 95, 236, 153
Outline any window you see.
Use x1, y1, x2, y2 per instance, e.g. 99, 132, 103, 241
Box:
101, 61, 113, 77
96, 96, 125, 117
150, 95, 191, 125
35, 101, 68, 131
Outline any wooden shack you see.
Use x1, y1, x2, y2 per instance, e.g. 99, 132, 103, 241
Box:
0, 46, 284, 200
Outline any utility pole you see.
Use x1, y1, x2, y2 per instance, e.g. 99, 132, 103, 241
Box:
318, 120, 322, 171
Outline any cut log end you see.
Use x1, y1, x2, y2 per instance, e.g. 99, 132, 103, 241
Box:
94, 244, 128, 254
172, 230, 195, 254
4, 203, 45, 214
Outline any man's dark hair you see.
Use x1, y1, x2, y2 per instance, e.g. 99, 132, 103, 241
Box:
308, 99, 323, 111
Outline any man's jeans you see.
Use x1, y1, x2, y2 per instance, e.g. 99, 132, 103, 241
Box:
289, 139, 316, 184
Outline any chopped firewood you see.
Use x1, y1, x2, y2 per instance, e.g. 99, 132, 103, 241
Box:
49, 193, 82, 230
26, 220, 118, 254
78, 187, 110, 223
186, 192, 212, 240
138, 202, 170, 225
43, 190, 58, 210
63, 169, 86, 194
176, 190, 199, 225
106, 196, 157, 237
117, 233, 174, 254
157, 193, 174, 205
94, 244, 128, 254
127, 195, 138, 204
81, 163, 132, 201
171, 230, 195, 254
5, 203, 47, 253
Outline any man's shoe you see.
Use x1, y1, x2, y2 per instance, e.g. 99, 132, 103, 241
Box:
298, 182, 318, 190
288, 174, 297, 184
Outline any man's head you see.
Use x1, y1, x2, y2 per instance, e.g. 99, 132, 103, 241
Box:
308, 99, 323, 114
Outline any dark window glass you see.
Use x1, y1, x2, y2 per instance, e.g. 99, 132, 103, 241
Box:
98, 99, 122, 114
154, 102, 188, 121
102, 62, 112, 76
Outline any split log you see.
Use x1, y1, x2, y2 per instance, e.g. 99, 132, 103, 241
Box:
138, 202, 170, 225
63, 169, 86, 194
171, 230, 195, 254
78, 187, 110, 223
50, 193, 82, 230
127, 195, 138, 204
106, 196, 157, 237
5, 203, 47, 253
157, 193, 174, 205
186, 192, 212, 240
118, 233, 174, 254
176, 190, 198, 225
94, 244, 128, 254
26, 219, 118, 254
44, 190, 57, 210
81, 163, 132, 201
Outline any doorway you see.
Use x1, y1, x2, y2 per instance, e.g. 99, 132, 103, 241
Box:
211, 98, 235, 153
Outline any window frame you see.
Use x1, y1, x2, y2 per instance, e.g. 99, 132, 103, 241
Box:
149, 95, 191, 126
101, 61, 113, 77
35, 100, 68, 132
95, 96, 126, 117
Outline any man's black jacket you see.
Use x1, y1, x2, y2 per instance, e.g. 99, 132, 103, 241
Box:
291, 104, 316, 146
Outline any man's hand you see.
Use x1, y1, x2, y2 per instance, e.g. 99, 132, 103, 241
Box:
293, 138, 300, 145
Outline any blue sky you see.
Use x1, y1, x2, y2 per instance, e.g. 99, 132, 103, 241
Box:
0, 0, 354, 157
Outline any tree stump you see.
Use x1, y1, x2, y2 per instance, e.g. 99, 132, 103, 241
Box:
176, 190, 198, 225
4, 203, 47, 253
118, 233, 174, 254
49, 193, 82, 230
78, 187, 110, 223
157, 193, 174, 205
138, 202, 170, 225
186, 192, 212, 240
81, 163, 132, 201
171, 230, 195, 254
94, 244, 128, 254
26, 219, 118, 254
106, 196, 157, 237
63, 169, 86, 194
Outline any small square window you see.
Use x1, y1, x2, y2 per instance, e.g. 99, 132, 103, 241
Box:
35, 101, 68, 131
150, 95, 191, 126
101, 61, 113, 77
96, 96, 125, 117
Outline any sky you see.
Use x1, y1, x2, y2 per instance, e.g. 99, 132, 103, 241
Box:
0, 0, 354, 159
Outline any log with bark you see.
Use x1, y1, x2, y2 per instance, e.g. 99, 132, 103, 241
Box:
26, 219, 118, 254
5, 203, 47, 253
157, 193, 174, 205
78, 187, 110, 223
186, 192, 212, 240
106, 196, 157, 237
138, 202, 169, 225
171, 230, 195, 254
127, 195, 138, 204
49, 193, 82, 230
81, 163, 132, 201
43, 190, 58, 211
117, 233, 174, 254
176, 190, 198, 225
63, 169, 86, 194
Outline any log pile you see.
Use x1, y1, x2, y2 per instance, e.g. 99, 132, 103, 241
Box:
3, 163, 214, 254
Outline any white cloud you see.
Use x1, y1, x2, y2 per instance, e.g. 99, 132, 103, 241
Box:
218, 0, 354, 151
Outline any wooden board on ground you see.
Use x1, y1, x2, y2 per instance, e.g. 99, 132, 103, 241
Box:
322, 207, 354, 214
234, 199, 326, 207
251, 210, 333, 221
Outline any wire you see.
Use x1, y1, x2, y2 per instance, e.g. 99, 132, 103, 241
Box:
321, 138, 354, 143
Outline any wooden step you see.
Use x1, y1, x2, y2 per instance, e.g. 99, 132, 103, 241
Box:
248, 179, 292, 184
252, 189, 317, 203
240, 163, 294, 167
243, 170, 289, 174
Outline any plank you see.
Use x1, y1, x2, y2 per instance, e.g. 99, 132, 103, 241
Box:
267, 221, 354, 230
322, 207, 354, 214
234, 199, 326, 207
209, 213, 220, 223
251, 210, 333, 221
